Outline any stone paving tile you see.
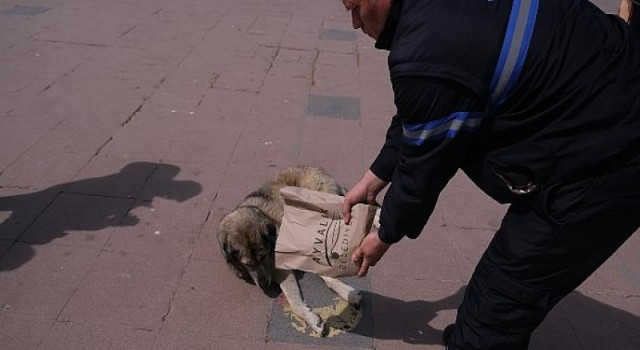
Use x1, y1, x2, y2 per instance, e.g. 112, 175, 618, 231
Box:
159, 258, 271, 339
11, 40, 100, 77
58, 250, 188, 331
195, 87, 258, 132
140, 82, 213, 118
212, 161, 284, 211
96, 124, 173, 162
577, 255, 640, 297
254, 71, 310, 118
0, 147, 93, 190
270, 48, 316, 80
373, 224, 462, 283
280, 16, 323, 51
0, 313, 54, 350
0, 243, 99, 317
321, 29, 357, 42
438, 184, 508, 231
192, 206, 228, 263
306, 95, 360, 120
68, 46, 167, 84
155, 335, 266, 350
116, 18, 212, 54
268, 273, 372, 348
297, 116, 364, 185
39, 321, 157, 350
213, 56, 274, 93
445, 227, 495, 282
33, 10, 140, 47
230, 114, 302, 170
162, 128, 240, 166
0, 5, 50, 16
318, 38, 358, 55
99, 88, 256, 164
310, 52, 359, 98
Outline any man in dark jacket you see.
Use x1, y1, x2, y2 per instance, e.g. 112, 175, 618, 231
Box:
340, 0, 640, 348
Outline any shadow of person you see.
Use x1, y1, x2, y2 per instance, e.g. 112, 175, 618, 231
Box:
0, 162, 202, 271
344, 286, 466, 345
341, 285, 640, 349
530, 290, 640, 349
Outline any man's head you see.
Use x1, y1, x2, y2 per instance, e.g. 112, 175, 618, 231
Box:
342, 0, 393, 40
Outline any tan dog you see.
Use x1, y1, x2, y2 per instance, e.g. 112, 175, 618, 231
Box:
217, 166, 362, 336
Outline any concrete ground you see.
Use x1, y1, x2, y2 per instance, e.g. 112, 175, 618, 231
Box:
1, 0, 638, 349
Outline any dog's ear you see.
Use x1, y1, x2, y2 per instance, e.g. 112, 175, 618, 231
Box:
263, 222, 277, 250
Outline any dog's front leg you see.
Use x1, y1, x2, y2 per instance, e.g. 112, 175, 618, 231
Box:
277, 270, 327, 336
319, 276, 362, 307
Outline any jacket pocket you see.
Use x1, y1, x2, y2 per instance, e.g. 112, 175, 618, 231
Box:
462, 156, 541, 204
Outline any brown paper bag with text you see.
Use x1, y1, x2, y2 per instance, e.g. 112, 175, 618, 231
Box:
275, 186, 379, 277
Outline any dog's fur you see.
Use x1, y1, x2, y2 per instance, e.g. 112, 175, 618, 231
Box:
217, 166, 361, 335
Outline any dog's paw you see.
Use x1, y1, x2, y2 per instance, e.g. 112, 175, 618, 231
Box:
347, 289, 363, 307
304, 311, 327, 336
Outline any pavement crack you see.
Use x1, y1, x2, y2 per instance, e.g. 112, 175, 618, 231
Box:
160, 263, 189, 324
10, 83, 33, 94
133, 327, 154, 333
208, 72, 220, 89
40, 83, 53, 93
119, 24, 139, 38
310, 49, 320, 87
32, 39, 111, 48
121, 104, 143, 126
93, 136, 113, 157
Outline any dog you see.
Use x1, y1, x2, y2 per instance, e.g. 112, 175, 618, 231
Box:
217, 166, 362, 336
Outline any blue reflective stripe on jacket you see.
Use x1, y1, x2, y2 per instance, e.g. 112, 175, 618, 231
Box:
401, 0, 539, 146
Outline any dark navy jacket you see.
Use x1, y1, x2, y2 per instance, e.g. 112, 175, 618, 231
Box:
371, 0, 640, 244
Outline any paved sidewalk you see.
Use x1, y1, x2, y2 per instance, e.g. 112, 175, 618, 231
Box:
1, 0, 638, 349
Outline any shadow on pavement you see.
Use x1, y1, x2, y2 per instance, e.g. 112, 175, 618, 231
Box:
348, 286, 640, 349
349, 287, 464, 345
0, 162, 202, 271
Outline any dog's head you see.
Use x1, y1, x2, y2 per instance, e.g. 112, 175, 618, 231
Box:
217, 206, 281, 296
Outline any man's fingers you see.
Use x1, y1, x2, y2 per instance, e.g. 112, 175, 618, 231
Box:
357, 257, 371, 277
351, 248, 363, 265
342, 201, 352, 224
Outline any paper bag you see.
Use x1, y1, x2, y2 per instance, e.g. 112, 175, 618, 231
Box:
275, 186, 379, 277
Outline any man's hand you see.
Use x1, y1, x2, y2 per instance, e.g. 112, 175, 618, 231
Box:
342, 170, 388, 224
351, 231, 390, 277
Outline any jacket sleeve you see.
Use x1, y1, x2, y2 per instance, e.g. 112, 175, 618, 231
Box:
369, 115, 402, 183
376, 76, 485, 244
